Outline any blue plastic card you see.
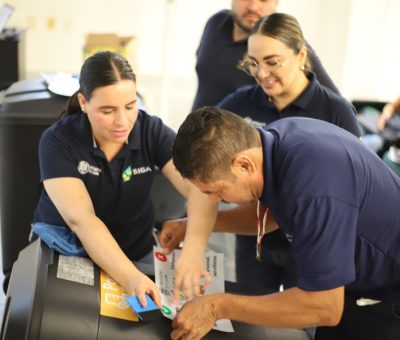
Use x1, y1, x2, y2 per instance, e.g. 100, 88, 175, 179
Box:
126, 294, 163, 321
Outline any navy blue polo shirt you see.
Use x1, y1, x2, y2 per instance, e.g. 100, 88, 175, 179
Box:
192, 10, 255, 110
259, 117, 400, 301
192, 10, 339, 110
218, 72, 361, 136
219, 73, 362, 250
33, 110, 176, 260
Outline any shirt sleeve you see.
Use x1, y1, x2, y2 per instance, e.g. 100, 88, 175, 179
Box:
141, 113, 176, 170
217, 91, 239, 111
332, 98, 363, 137
307, 43, 340, 95
217, 85, 255, 113
38, 127, 82, 181
288, 196, 358, 291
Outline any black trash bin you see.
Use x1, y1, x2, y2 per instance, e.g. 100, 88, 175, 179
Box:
0, 78, 67, 292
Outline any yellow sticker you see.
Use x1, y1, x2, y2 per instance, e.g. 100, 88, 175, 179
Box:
99, 270, 139, 322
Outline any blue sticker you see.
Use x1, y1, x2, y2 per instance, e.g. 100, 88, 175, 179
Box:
126, 294, 161, 320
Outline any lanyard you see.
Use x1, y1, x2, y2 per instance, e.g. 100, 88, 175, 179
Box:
256, 200, 269, 261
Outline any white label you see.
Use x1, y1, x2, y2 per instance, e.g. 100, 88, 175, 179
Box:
57, 255, 95, 286
154, 247, 234, 333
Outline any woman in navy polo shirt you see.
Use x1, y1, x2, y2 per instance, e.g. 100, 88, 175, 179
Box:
31, 51, 217, 307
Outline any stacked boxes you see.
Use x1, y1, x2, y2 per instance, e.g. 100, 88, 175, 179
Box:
83, 33, 136, 66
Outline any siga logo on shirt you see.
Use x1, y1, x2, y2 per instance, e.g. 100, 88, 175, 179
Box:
122, 165, 152, 182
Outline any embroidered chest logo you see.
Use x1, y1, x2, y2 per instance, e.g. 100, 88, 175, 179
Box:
77, 161, 102, 176
122, 165, 152, 182
285, 233, 293, 243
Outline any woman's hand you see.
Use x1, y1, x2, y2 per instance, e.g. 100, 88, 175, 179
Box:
173, 248, 211, 301
126, 271, 162, 308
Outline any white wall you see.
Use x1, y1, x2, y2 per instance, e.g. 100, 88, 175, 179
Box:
279, 0, 353, 91
5, 0, 400, 130
341, 0, 400, 101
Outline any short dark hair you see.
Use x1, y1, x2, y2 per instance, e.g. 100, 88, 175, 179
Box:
251, 13, 311, 73
61, 51, 136, 117
173, 107, 261, 182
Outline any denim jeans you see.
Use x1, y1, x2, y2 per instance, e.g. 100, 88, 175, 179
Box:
31, 223, 155, 264
31, 222, 87, 256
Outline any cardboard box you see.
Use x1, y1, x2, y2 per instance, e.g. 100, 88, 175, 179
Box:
83, 33, 136, 66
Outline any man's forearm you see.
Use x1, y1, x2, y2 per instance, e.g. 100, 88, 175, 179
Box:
214, 286, 344, 328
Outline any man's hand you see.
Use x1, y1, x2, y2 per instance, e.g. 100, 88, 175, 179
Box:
159, 218, 187, 254
171, 294, 219, 340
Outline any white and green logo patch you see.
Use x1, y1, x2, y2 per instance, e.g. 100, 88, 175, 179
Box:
122, 166, 133, 182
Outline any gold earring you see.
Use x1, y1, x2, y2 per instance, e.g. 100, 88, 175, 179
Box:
300, 65, 305, 71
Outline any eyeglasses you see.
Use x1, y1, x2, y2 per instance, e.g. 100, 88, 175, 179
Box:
238, 57, 289, 77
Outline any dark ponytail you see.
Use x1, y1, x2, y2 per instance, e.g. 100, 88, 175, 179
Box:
59, 51, 136, 119
60, 90, 82, 118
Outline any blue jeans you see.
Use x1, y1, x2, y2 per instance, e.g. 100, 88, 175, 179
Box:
31, 223, 155, 264
31, 222, 87, 256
